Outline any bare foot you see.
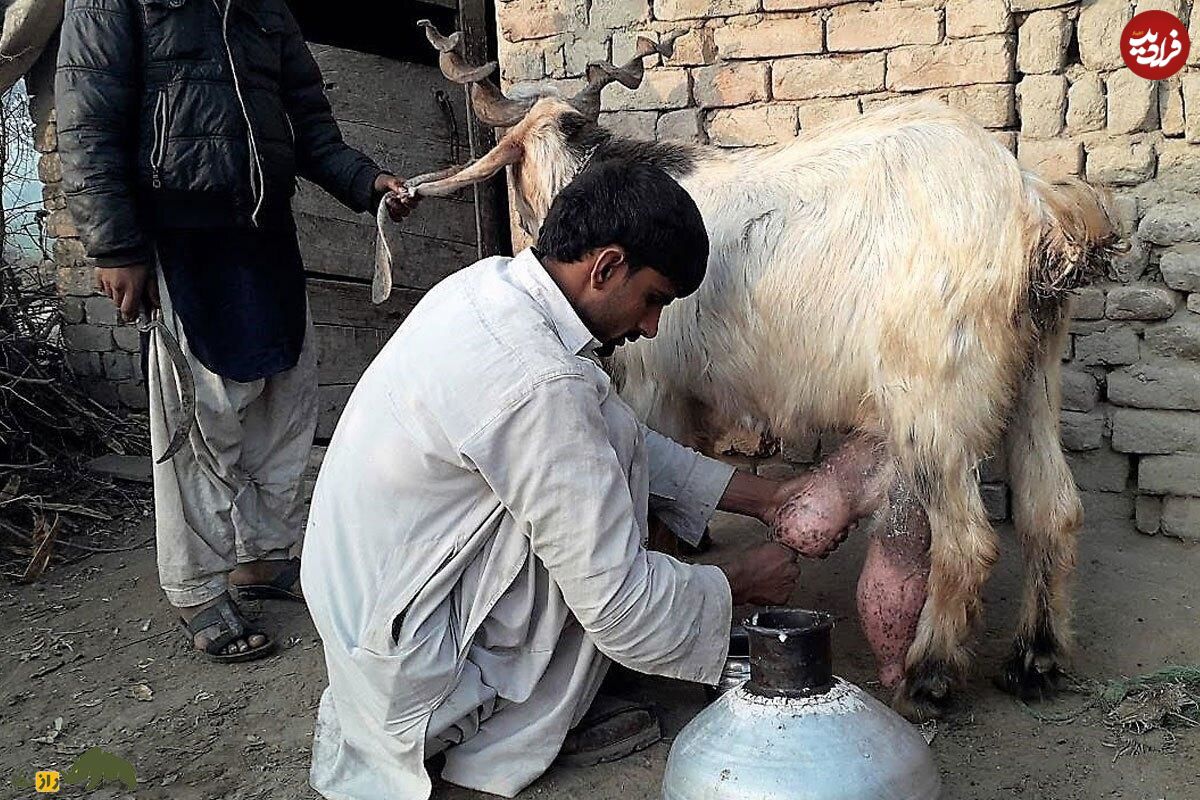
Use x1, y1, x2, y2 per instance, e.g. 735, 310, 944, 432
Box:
229, 559, 303, 601
178, 595, 269, 656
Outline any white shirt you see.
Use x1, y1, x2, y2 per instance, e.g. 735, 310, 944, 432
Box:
303, 248, 735, 799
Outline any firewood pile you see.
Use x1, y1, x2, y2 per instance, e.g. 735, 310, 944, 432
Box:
0, 258, 151, 582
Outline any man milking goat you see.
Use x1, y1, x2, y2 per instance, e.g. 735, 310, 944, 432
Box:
54, 0, 417, 661
303, 160, 891, 799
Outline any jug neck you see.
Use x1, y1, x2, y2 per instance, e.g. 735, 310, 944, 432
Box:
743, 609, 834, 698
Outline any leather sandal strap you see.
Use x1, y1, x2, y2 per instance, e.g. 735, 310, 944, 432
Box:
181, 594, 258, 655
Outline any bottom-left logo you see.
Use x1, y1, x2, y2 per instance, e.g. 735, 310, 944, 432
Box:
13, 748, 137, 793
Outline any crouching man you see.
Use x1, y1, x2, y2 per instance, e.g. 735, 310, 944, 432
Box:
302, 160, 868, 799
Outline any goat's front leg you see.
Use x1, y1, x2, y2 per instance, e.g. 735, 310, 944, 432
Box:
857, 479, 931, 690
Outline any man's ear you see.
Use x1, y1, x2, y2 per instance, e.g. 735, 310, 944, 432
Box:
588, 246, 628, 288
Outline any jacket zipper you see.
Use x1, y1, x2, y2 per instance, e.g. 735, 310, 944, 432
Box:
150, 88, 169, 189
213, 0, 266, 226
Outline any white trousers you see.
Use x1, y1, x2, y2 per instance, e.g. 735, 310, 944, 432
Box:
147, 273, 318, 607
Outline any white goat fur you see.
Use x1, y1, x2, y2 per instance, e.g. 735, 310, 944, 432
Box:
415, 93, 1115, 715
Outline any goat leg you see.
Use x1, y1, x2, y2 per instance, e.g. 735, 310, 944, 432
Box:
856, 481, 931, 689
770, 434, 893, 559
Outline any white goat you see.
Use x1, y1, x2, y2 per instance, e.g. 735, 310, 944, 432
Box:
382, 23, 1118, 721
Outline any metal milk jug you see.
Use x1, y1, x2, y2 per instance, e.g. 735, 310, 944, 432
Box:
663, 609, 941, 800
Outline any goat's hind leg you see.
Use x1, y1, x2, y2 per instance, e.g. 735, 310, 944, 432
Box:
891, 441, 999, 722
999, 330, 1081, 700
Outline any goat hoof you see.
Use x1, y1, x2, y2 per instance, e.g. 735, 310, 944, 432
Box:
997, 642, 1063, 702
893, 663, 956, 722
891, 681, 949, 723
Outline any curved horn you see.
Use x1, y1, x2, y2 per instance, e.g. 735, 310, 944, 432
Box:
440, 50, 498, 84
418, 19, 497, 83
420, 19, 532, 128
417, 18, 459, 52
469, 80, 535, 128
568, 33, 684, 121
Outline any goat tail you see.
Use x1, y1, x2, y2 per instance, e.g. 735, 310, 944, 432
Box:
1025, 177, 1123, 305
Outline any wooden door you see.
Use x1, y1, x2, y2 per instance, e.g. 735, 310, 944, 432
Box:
295, 44, 484, 439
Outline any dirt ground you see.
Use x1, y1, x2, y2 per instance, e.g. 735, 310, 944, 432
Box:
2, 492, 1198, 800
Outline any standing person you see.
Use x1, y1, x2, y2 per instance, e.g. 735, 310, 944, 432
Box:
55, 0, 417, 662
303, 160, 881, 799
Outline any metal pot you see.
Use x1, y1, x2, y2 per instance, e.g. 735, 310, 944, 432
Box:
706, 625, 751, 701
663, 609, 941, 800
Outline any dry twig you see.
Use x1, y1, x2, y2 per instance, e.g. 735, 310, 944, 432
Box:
1, 84, 152, 579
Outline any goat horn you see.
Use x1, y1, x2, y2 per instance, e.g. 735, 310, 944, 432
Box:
417, 19, 498, 84
440, 50, 499, 84
419, 19, 531, 128
417, 19, 459, 52
568, 35, 670, 120
469, 80, 535, 128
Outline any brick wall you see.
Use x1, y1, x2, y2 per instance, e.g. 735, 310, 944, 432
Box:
495, 0, 1200, 537
32, 64, 149, 413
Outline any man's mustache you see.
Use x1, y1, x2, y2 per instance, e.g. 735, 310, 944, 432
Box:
596, 333, 640, 358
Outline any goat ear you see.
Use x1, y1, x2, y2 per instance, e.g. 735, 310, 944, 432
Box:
373, 133, 525, 303
407, 131, 526, 199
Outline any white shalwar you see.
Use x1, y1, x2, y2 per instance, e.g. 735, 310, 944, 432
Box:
303, 248, 736, 799
148, 269, 317, 608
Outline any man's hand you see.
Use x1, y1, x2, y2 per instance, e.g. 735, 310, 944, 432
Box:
719, 542, 801, 606
375, 173, 421, 222
96, 264, 159, 323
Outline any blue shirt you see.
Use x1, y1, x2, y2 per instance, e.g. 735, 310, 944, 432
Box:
153, 220, 307, 382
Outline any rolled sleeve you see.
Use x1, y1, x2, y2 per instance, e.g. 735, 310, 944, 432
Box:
645, 429, 736, 547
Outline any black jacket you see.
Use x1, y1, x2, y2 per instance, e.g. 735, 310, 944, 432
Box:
55, 0, 383, 265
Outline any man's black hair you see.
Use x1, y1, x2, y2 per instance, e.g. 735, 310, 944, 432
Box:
535, 158, 709, 297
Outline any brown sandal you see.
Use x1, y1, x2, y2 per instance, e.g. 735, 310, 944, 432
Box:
178, 593, 275, 663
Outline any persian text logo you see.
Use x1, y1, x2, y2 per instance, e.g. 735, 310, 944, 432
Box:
34, 771, 60, 794
1120, 10, 1190, 80
12, 749, 137, 794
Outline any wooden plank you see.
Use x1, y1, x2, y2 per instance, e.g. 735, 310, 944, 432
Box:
295, 188, 475, 244
317, 384, 354, 440
310, 44, 469, 138
314, 323, 382, 385
307, 276, 422, 331
459, 0, 510, 259
294, 119, 477, 239
335, 117, 467, 176
294, 183, 476, 244
296, 209, 476, 289
302, 117, 474, 180
372, 225, 477, 289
